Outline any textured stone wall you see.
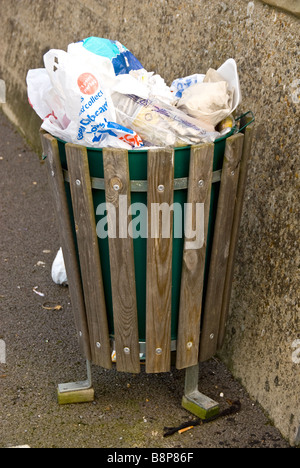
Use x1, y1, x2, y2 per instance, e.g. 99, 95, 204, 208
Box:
0, 0, 299, 445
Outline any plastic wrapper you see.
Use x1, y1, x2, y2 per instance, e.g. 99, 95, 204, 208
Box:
112, 93, 220, 147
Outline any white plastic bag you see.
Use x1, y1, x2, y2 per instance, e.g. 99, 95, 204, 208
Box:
51, 248, 68, 285
129, 69, 174, 104
27, 68, 71, 135
44, 49, 144, 148
70, 37, 144, 76
27, 48, 144, 149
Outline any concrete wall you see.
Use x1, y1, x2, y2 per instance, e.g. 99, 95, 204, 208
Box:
261, 0, 300, 17
0, 0, 299, 445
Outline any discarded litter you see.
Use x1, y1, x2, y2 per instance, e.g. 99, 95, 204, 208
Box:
173, 58, 241, 126
33, 286, 45, 297
27, 36, 242, 150
163, 399, 241, 437
51, 248, 68, 286
178, 425, 194, 434
42, 302, 62, 311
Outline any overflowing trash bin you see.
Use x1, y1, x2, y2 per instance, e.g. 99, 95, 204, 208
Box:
29, 38, 255, 414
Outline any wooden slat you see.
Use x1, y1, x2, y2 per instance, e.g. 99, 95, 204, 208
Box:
176, 143, 214, 370
65, 143, 112, 369
40, 132, 91, 361
217, 123, 255, 349
103, 149, 140, 373
146, 148, 174, 373
199, 133, 244, 362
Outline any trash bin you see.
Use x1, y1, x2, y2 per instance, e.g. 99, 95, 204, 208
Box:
41, 111, 254, 378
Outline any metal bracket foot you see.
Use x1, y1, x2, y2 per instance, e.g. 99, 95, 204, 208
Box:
57, 360, 95, 405
182, 364, 219, 420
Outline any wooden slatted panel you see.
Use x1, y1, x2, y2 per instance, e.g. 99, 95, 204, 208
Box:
40, 132, 91, 361
146, 148, 174, 373
217, 123, 255, 349
103, 149, 140, 374
176, 143, 214, 370
199, 133, 244, 362
65, 143, 112, 369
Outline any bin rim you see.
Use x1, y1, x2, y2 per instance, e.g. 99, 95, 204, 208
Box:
54, 126, 235, 154
53, 110, 254, 154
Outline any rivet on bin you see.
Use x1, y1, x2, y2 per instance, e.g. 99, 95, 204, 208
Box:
210, 333, 214, 340
111, 177, 122, 191
156, 348, 163, 355
157, 185, 165, 192
198, 179, 204, 187
124, 347, 130, 354
96, 342, 101, 348
76, 179, 81, 186
187, 341, 193, 349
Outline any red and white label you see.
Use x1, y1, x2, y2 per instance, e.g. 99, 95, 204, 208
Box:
77, 73, 99, 95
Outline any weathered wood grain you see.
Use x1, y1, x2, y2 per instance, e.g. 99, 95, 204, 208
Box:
199, 134, 244, 362
217, 123, 254, 349
40, 132, 91, 361
146, 148, 174, 373
65, 143, 112, 369
103, 148, 140, 373
176, 143, 214, 369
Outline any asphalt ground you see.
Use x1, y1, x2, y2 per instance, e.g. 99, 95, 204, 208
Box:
0, 111, 291, 449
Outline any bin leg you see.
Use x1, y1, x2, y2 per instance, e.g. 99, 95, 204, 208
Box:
182, 364, 219, 420
57, 360, 95, 405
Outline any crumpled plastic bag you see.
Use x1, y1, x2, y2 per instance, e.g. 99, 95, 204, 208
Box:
129, 69, 174, 104
76, 37, 144, 76
71, 38, 174, 104
27, 45, 144, 149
